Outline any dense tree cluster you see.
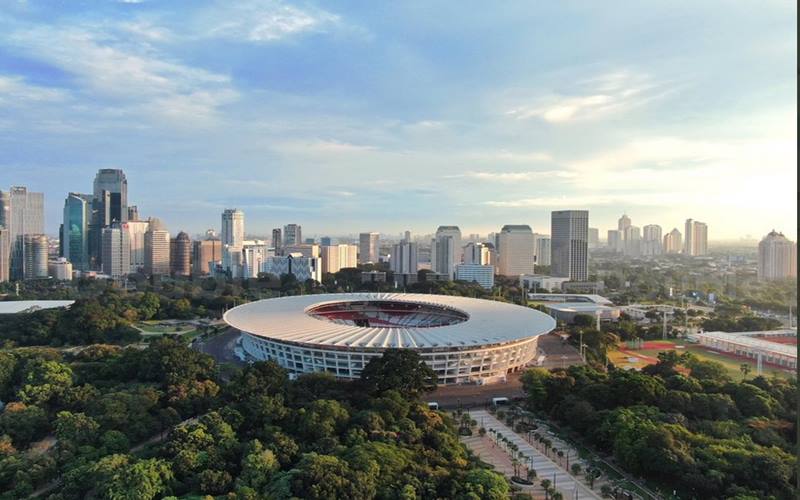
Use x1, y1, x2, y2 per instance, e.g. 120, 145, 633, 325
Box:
520, 355, 797, 499
0, 342, 505, 499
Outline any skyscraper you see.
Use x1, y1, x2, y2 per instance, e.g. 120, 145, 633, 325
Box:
588, 227, 600, 248
623, 225, 642, 257
93, 169, 128, 224
171, 231, 192, 276
102, 225, 130, 279
0, 187, 45, 280
321, 244, 358, 274
684, 219, 708, 256
607, 230, 622, 253
271, 228, 282, 250
390, 241, 418, 274
0, 226, 9, 283
359, 232, 380, 264
663, 228, 682, 254
533, 234, 551, 266
551, 210, 589, 281
283, 224, 302, 246
62, 193, 91, 271
221, 209, 245, 248
144, 218, 170, 276
23, 234, 48, 280
642, 224, 663, 256
431, 226, 461, 279
618, 214, 631, 232
192, 238, 222, 275
497, 225, 535, 276
463, 242, 490, 265
758, 231, 796, 281
123, 220, 149, 273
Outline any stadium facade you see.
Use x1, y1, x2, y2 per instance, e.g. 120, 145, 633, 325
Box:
224, 293, 556, 385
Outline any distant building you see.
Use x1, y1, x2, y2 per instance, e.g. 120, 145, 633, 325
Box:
171, 231, 192, 276
497, 225, 535, 276
533, 234, 551, 266
144, 218, 170, 276
23, 234, 48, 279
641, 224, 663, 256
93, 169, 128, 224
607, 229, 623, 253
102, 225, 130, 279
663, 228, 682, 254
0, 226, 9, 282
284, 244, 320, 258
758, 230, 797, 281
192, 238, 222, 275
623, 225, 641, 257
359, 232, 380, 264
320, 236, 332, 246
588, 227, 600, 248
242, 242, 273, 278
62, 193, 91, 271
519, 275, 570, 293
262, 253, 321, 283
123, 220, 149, 274
283, 224, 302, 246
618, 214, 631, 232
551, 210, 588, 281
0, 186, 45, 280
431, 226, 461, 279
455, 264, 494, 289
463, 242, 490, 265
321, 244, 358, 274
361, 271, 387, 283
221, 209, 245, 248
684, 219, 708, 256
272, 228, 282, 250
48, 258, 73, 280
127, 205, 139, 221
390, 241, 418, 275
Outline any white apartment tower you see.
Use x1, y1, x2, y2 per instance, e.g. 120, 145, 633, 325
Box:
102, 225, 130, 279
684, 219, 708, 256
642, 224, 663, 256
551, 210, 589, 281
221, 209, 245, 248
663, 228, 682, 254
758, 231, 797, 281
497, 225, 535, 276
144, 218, 170, 275
431, 226, 461, 279
391, 241, 418, 274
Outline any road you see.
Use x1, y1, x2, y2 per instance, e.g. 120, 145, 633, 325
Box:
192, 327, 245, 366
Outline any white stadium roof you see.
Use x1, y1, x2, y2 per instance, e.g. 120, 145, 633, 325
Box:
224, 293, 556, 349
0, 300, 75, 314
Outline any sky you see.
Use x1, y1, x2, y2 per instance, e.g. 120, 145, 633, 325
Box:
0, 0, 796, 241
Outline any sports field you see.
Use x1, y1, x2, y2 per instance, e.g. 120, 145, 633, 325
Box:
609, 339, 795, 379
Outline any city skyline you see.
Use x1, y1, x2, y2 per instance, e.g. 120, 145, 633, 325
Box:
0, 1, 796, 239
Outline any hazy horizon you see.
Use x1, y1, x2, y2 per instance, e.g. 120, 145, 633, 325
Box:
1, 1, 796, 240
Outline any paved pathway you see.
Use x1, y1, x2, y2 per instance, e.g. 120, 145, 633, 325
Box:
469, 410, 601, 500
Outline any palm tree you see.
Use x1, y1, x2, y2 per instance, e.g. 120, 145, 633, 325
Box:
740, 363, 751, 380
511, 458, 520, 478
571, 463, 582, 476
551, 492, 563, 500
557, 449, 565, 466
527, 467, 537, 483
540, 479, 552, 500
478, 427, 486, 437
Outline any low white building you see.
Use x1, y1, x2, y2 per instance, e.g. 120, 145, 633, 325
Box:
261, 253, 322, 283
455, 264, 495, 289
544, 302, 621, 323
519, 275, 570, 293
48, 258, 73, 280
692, 330, 796, 370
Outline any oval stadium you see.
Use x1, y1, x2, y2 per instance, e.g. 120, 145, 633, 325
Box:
224, 293, 556, 385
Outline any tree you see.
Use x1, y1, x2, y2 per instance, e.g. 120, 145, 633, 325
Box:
571, 463, 582, 476
601, 484, 613, 497
461, 469, 510, 500
18, 359, 74, 406
54, 411, 100, 446
739, 363, 751, 380
91, 454, 174, 500
359, 349, 437, 398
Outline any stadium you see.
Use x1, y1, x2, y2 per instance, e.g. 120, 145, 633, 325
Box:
224, 293, 556, 385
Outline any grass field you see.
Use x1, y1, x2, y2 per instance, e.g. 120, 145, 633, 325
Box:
610, 339, 795, 380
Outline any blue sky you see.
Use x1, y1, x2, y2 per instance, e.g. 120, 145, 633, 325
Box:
0, 1, 796, 240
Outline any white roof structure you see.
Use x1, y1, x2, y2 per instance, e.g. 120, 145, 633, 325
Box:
224, 293, 556, 349
696, 330, 796, 357
0, 300, 75, 314
527, 293, 613, 305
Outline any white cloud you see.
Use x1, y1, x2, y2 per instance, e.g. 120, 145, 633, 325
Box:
198, 1, 340, 42
276, 139, 377, 155
505, 70, 669, 123
0, 76, 67, 104
447, 170, 575, 182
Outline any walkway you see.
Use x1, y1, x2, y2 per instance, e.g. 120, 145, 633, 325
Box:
469, 410, 601, 500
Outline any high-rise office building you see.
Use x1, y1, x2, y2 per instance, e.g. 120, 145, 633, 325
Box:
93, 169, 128, 224
192, 238, 222, 275
623, 225, 642, 257
271, 228, 282, 251
221, 209, 245, 248
321, 244, 358, 274
144, 218, 170, 276
642, 224, 663, 256
283, 224, 302, 246
497, 225, 535, 276
242, 242, 273, 278
0, 226, 9, 282
684, 219, 708, 256
102, 225, 130, 279
758, 231, 797, 281
123, 220, 149, 273
170, 231, 192, 276
551, 210, 589, 281
359, 232, 380, 264
390, 241, 418, 274
663, 228, 682, 254
431, 226, 461, 279
455, 264, 495, 289
23, 234, 48, 280
0, 187, 45, 280
533, 233, 551, 266
463, 242, 490, 265
588, 227, 600, 248
62, 193, 91, 271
